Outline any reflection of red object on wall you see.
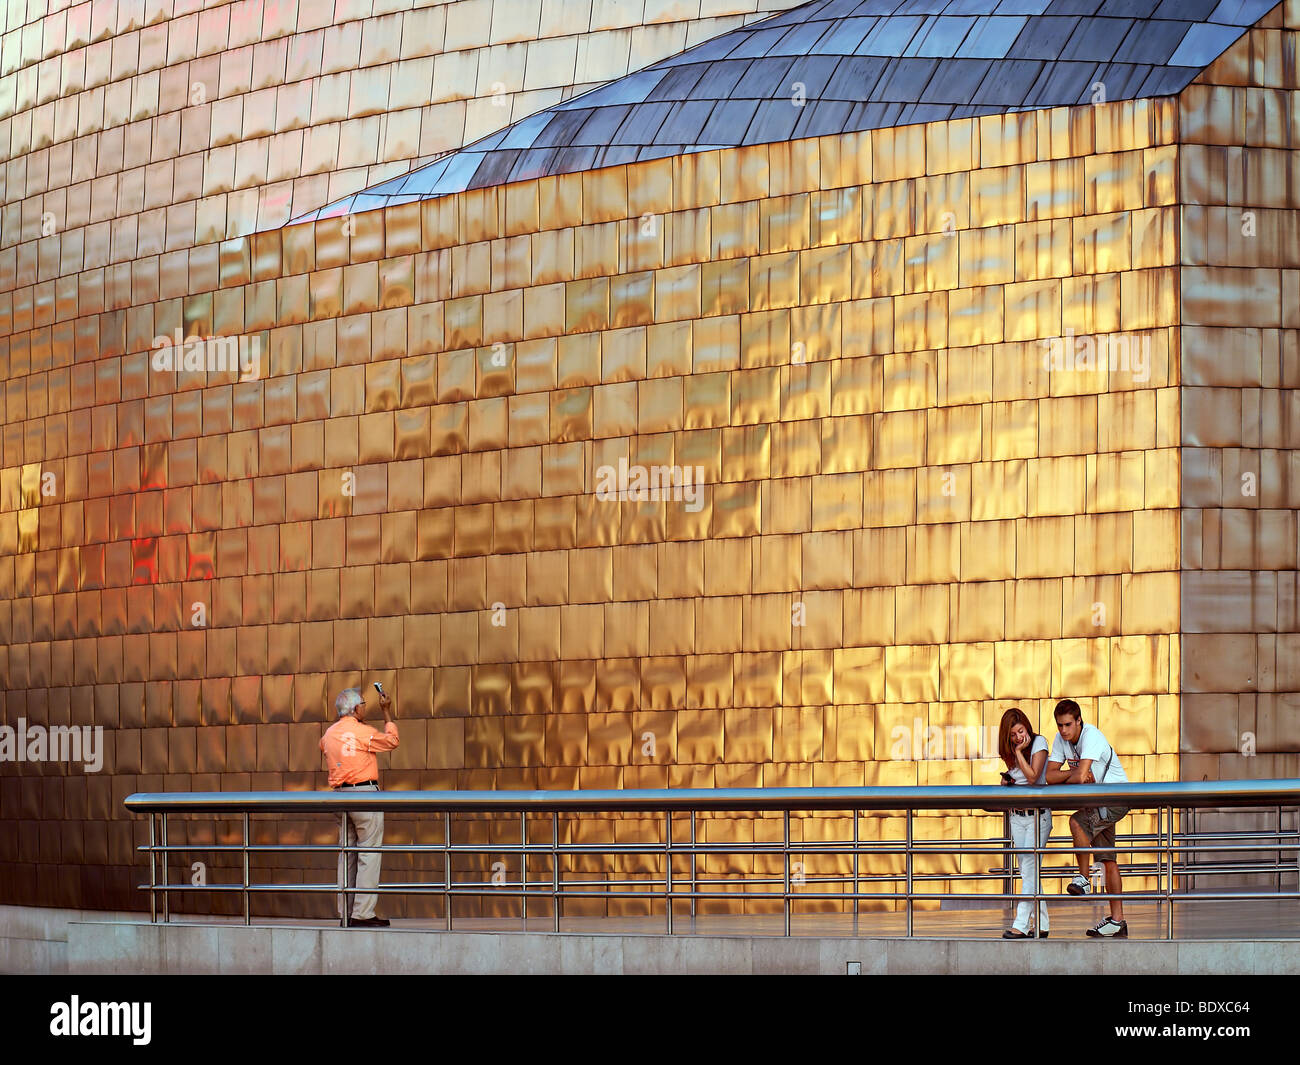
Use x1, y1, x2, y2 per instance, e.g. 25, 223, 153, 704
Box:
186, 535, 216, 581
140, 465, 168, 493
131, 537, 158, 584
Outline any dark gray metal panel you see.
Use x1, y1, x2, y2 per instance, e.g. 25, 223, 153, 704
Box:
823, 54, 892, 99
509, 148, 563, 182
954, 15, 1031, 56
1005, 15, 1081, 58
1042, 0, 1103, 14
922, 57, 995, 102
790, 98, 859, 138
569, 68, 669, 109
1113, 17, 1193, 63
654, 99, 718, 144
732, 56, 799, 97
1209, 0, 1280, 24
299, 0, 1285, 221
872, 56, 943, 99
644, 63, 709, 102
894, 0, 954, 14
1058, 15, 1134, 61
896, 101, 958, 124
546, 145, 600, 175
809, 15, 880, 53
1153, 0, 1215, 17
1094, 0, 1160, 14
972, 57, 1046, 104
1135, 63, 1200, 96
856, 12, 930, 53
691, 61, 751, 101
777, 18, 844, 54
1086, 61, 1156, 102
1023, 56, 1101, 105
572, 106, 634, 146
784, 54, 853, 98
728, 25, 797, 60
1169, 21, 1248, 66
995, 0, 1053, 12
471, 148, 521, 187
745, 99, 808, 143
610, 102, 674, 146
903, 14, 976, 55
533, 109, 591, 148
590, 145, 642, 168
498, 111, 554, 150
701, 99, 764, 144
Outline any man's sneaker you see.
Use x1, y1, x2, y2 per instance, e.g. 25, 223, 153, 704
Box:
1066, 874, 1091, 896
1086, 917, 1128, 938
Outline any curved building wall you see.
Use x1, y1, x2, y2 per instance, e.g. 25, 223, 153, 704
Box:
0, 0, 1295, 917
0, 0, 808, 911
1177, 6, 1300, 782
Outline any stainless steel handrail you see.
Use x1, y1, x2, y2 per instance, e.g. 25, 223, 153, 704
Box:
125, 779, 1300, 813
125, 780, 1300, 938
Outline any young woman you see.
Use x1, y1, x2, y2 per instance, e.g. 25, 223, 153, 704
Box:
998, 707, 1052, 939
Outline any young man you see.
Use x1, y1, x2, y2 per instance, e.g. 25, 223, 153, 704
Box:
321, 686, 399, 928
1045, 699, 1129, 938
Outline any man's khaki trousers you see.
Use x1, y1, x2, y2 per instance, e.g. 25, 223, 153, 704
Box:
338, 784, 383, 921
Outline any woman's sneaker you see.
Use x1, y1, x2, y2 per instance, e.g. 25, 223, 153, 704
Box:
1086, 917, 1128, 938
1066, 874, 1091, 895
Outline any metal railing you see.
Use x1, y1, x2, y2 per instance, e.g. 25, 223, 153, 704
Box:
125, 779, 1300, 938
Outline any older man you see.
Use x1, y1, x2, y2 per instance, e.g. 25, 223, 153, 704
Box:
320, 686, 399, 928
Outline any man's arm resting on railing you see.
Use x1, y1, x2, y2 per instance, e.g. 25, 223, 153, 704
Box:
1045, 759, 1094, 785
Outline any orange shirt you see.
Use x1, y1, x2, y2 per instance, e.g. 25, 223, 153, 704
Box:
320, 716, 399, 787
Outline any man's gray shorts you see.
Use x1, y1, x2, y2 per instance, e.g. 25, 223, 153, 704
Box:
1072, 805, 1129, 863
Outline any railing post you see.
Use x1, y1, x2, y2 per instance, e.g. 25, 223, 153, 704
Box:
783, 809, 791, 937
1166, 804, 1174, 941
686, 811, 696, 931
905, 808, 913, 938
242, 812, 251, 926
665, 809, 673, 935
520, 811, 527, 929
161, 813, 169, 924
443, 811, 452, 932
1278, 804, 1284, 895
552, 810, 560, 934
1031, 808, 1041, 939
148, 813, 157, 925
339, 812, 349, 929
1003, 810, 1013, 908
852, 808, 859, 938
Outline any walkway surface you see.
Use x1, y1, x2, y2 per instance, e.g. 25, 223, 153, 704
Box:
149, 899, 1299, 939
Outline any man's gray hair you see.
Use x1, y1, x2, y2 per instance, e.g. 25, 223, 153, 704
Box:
334, 687, 364, 718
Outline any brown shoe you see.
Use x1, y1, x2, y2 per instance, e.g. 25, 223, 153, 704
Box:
349, 916, 390, 928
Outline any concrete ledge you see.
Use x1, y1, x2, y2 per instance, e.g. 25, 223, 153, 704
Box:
64, 923, 1300, 975
0, 904, 140, 975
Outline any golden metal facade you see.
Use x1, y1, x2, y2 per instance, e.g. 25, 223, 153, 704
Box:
1177, 4, 1300, 781
0, 1, 1295, 915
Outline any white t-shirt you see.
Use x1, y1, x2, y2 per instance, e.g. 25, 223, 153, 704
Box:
1008, 734, 1049, 785
1050, 723, 1127, 783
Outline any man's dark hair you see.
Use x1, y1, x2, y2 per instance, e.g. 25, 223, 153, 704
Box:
1053, 698, 1082, 721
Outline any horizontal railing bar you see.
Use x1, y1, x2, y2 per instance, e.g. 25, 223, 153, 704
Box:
133, 883, 1300, 903
130, 840, 1300, 857
123, 780, 1300, 813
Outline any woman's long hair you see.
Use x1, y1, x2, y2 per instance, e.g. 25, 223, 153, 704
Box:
998, 707, 1038, 771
